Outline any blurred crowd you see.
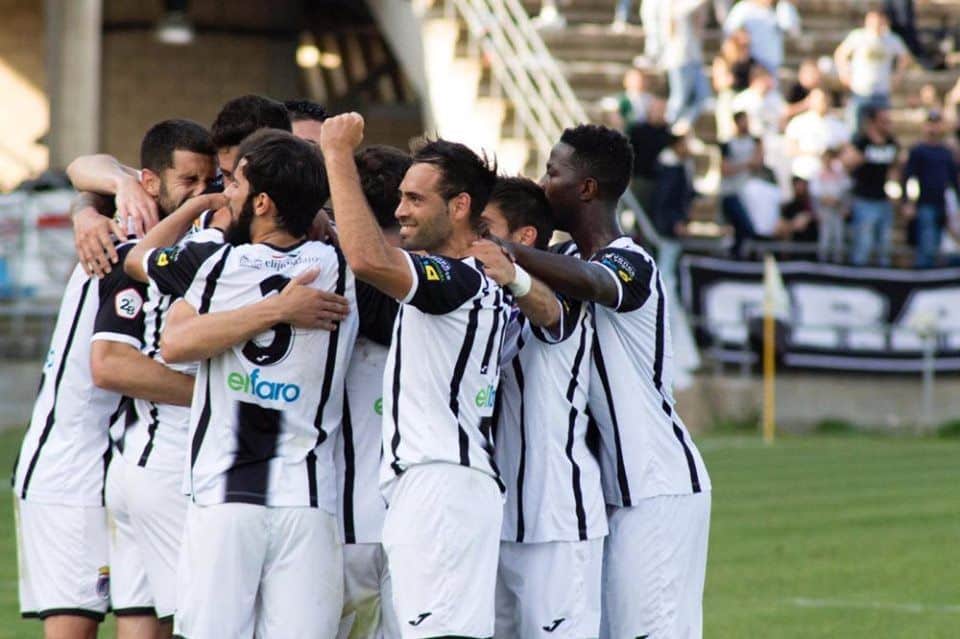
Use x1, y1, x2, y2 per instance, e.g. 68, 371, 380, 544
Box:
539, 0, 960, 268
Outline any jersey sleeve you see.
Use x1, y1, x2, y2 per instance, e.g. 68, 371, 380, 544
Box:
530, 294, 584, 344
144, 240, 225, 299
357, 280, 399, 346
399, 252, 483, 315
590, 247, 655, 313
92, 243, 148, 348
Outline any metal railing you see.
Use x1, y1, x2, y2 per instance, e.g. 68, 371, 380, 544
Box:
442, 0, 663, 247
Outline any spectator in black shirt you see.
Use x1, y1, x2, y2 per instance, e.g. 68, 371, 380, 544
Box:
841, 106, 899, 265
651, 133, 696, 238
776, 176, 819, 250
627, 99, 672, 216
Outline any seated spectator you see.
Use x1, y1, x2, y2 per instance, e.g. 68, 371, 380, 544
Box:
651, 132, 697, 238
627, 98, 672, 215
809, 147, 853, 262
724, 0, 800, 77
902, 111, 960, 268
785, 88, 850, 180
738, 173, 784, 243
720, 111, 765, 256
731, 65, 786, 140
712, 50, 737, 141
783, 58, 823, 120
841, 107, 900, 266
776, 176, 819, 244
834, 9, 911, 132
617, 67, 657, 129
721, 28, 756, 92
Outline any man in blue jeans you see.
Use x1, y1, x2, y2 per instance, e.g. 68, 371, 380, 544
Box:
661, 0, 712, 131
901, 111, 960, 268
842, 107, 899, 266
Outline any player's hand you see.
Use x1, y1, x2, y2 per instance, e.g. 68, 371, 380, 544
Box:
116, 176, 159, 237
276, 268, 350, 331
319, 113, 364, 156
467, 239, 516, 287
73, 207, 124, 277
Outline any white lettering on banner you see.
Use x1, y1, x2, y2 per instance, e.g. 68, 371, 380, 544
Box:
892, 289, 960, 351
791, 284, 887, 350
703, 281, 764, 344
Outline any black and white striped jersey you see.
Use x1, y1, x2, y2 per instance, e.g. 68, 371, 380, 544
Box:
121, 222, 223, 473
380, 252, 509, 498
13, 243, 147, 506
144, 238, 357, 511
588, 237, 711, 506
495, 243, 607, 544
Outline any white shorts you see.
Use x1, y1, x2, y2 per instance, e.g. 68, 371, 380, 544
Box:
495, 538, 603, 639
600, 492, 711, 639
173, 502, 343, 639
336, 542, 400, 639
106, 453, 186, 619
15, 497, 110, 621
382, 464, 502, 639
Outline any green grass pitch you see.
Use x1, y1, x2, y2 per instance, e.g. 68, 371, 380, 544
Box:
0, 428, 956, 638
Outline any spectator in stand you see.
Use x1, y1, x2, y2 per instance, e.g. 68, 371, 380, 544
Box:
841, 106, 900, 266
809, 147, 853, 262
724, 0, 800, 77
627, 99, 673, 214
661, 0, 712, 131
638, 0, 664, 61
722, 29, 756, 93
902, 111, 960, 267
834, 9, 911, 132
651, 132, 697, 238
885, 0, 930, 65
784, 88, 850, 180
617, 67, 657, 128
783, 58, 824, 120
776, 176, 819, 246
720, 111, 765, 256
533, 0, 567, 28
731, 65, 785, 140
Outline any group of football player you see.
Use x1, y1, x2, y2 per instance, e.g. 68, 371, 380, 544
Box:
13, 93, 711, 639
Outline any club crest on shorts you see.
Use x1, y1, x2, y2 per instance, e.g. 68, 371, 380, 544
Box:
96, 565, 110, 600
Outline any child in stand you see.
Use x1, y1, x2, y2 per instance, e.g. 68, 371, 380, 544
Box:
808, 147, 853, 262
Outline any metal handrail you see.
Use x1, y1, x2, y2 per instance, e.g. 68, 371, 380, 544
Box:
443, 0, 663, 247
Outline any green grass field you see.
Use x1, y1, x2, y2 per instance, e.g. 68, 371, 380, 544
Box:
0, 428, 956, 638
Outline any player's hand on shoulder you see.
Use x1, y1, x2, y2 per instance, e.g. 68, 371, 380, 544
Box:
74, 206, 123, 277
274, 267, 351, 331
467, 239, 516, 287
319, 112, 364, 155
115, 175, 159, 237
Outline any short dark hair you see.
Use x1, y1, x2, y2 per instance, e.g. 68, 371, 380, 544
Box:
411, 138, 498, 229
488, 177, 554, 250
283, 99, 328, 123
355, 145, 412, 230
235, 129, 329, 237
211, 95, 292, 149
559, 124, 633, 202
140, 119, 215, 173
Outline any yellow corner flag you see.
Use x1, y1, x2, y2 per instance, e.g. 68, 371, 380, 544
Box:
762, 254, 789, 444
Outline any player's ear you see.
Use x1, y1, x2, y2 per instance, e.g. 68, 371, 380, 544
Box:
140, 169, 161, 199
449, 192, 471, 224
580, 177, 599, 202
517, 225, 538, 248
253, 192, 273, 217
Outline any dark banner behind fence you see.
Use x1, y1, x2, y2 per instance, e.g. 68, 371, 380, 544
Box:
679, 256, 960, 373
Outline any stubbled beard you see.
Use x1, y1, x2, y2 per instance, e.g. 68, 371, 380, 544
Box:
224, 196, 254, 246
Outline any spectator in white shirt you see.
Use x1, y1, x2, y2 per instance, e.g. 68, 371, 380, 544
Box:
731, 65, 785, 140
834, 9, 911, 132
809, 147, 854, 262
661, 0, 712, 130
785, 88, 851, 180
724, 0, 800, 77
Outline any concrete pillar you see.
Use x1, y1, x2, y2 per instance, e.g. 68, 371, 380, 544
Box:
45, 0, 102, 169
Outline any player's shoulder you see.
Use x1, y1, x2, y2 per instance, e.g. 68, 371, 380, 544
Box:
548, 239, 581, 258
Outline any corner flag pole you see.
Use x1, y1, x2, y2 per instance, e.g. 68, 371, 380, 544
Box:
761, 254, 786, 445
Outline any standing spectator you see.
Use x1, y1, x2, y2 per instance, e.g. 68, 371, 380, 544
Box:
720, 111, 765, 255
809, 147, 853, 262
651, 133, 697, 238
617, 67, 657, 128
776, 176, 819, 246
638, 0, 664, 62
661, 0, 712, 130
731, 65, 786, 140
902, 111, 960, 267
834, 10, 911, 132
784, 88, 850, 180
885, 0, 929, 64
783, 58, 824, 120
842, 107, 900, 266
627, 99, 672, 214
724, 0, 801, 77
